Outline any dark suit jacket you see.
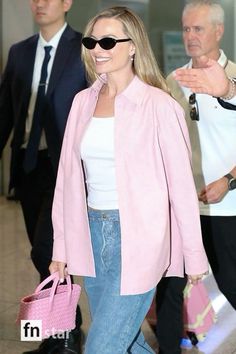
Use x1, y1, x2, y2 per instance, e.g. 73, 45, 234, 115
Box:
0, 25, 87, 189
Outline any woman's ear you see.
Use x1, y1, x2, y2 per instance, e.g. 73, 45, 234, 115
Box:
129, 43, 135, 58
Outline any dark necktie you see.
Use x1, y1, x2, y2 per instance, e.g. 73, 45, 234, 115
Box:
23, 45, 52, 173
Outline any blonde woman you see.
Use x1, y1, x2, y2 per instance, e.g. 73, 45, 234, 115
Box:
49, 7, 208, 354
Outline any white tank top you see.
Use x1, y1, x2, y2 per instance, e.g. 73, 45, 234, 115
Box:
80, 117, 119, 210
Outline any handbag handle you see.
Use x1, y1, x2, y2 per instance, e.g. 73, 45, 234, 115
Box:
34, 271, 72, 310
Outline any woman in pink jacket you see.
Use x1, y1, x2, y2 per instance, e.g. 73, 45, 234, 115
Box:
49, 6, 208, 354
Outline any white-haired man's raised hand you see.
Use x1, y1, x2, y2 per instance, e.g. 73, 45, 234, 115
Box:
174, 55, 233, 98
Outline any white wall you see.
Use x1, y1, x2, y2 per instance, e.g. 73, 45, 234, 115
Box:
220, 0, 235, 61
2, 0, 33, 66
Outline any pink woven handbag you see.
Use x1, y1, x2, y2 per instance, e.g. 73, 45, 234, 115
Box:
183, 280, 216, 342
146, 280, 216, 345
16, 272, 81, 339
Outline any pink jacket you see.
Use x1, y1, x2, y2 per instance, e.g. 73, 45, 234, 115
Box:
52, 75, 208, 295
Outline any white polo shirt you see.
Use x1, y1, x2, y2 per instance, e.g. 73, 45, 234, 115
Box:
182, 51, 236, 216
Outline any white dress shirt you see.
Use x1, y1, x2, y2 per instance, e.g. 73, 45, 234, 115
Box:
22, 23, 67, 149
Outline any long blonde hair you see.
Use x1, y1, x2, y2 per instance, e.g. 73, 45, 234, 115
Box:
81, 6, 169, 93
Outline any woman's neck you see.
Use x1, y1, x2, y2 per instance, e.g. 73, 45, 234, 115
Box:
104, 71, 135, 97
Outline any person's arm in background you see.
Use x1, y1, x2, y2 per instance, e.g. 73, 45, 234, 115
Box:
198, 166, 236, 204
174, 55, 236, 201
174, 55, 236, 109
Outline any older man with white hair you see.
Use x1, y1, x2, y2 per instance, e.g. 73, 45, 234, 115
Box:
156, 1, 236, 353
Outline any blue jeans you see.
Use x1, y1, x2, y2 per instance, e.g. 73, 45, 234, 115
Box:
84, 208, 155, 354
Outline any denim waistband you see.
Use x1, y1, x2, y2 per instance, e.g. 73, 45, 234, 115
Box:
88, 207, 119, 221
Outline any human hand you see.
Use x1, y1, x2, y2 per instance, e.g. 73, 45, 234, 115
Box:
173, 55, 229, 97
49, 261, 67, 283
198, 178, 228, 204
188, 273, 206, 285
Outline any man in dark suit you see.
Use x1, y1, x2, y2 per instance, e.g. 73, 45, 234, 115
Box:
0, 1, 87, 353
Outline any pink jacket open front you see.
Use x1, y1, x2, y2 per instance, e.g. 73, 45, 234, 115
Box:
52, 75, 208, 295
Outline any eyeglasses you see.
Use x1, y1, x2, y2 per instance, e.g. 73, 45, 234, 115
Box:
82, 37, 131, 50
189, 93, 199, 121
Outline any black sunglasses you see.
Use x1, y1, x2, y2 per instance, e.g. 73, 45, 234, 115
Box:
189, 93, 199, 121
82, 37, 131, 50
